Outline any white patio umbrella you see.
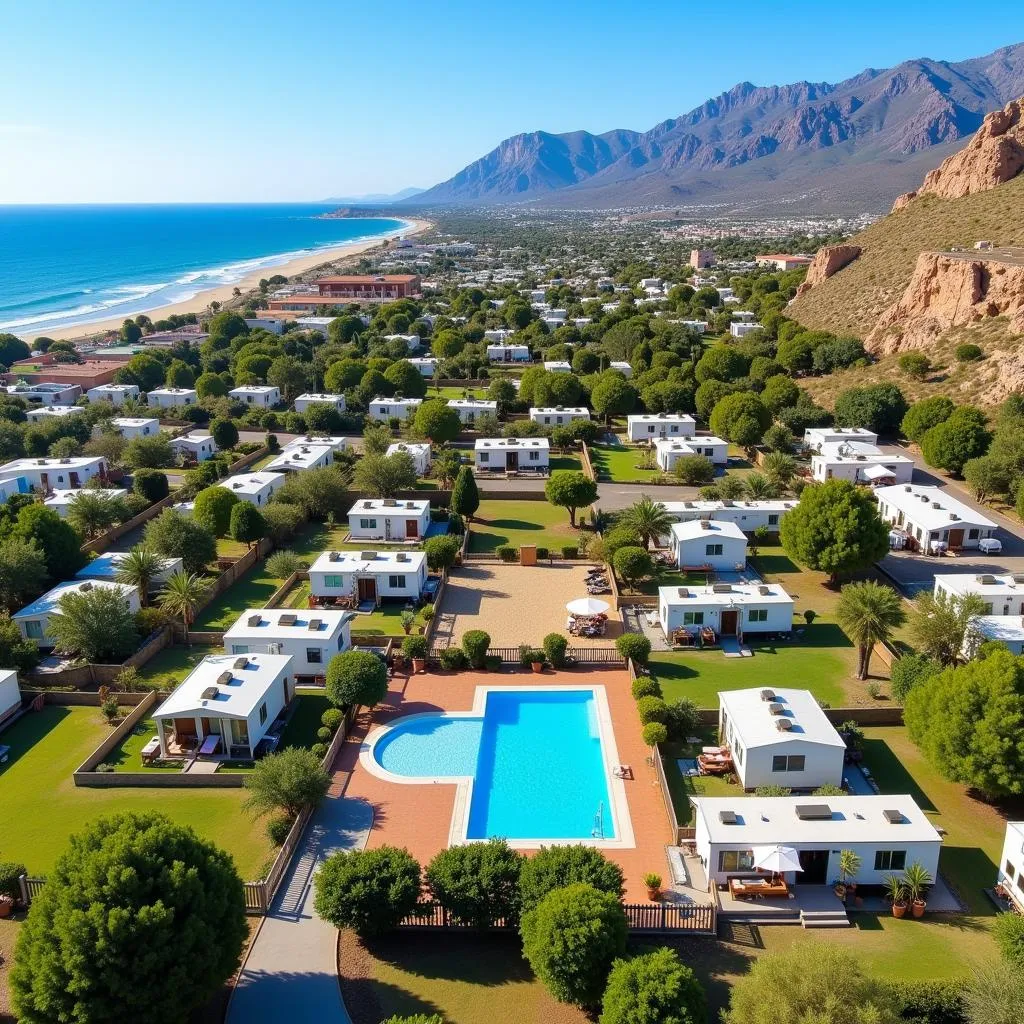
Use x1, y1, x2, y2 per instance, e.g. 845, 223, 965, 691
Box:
566, 597, 610, 616
751, 844, 803, 874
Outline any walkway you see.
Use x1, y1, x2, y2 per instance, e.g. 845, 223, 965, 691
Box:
227, 789, 373, 1024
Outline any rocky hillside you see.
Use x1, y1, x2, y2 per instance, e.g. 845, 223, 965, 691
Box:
792, 97, 1024, 404
409, 43, 1024, 212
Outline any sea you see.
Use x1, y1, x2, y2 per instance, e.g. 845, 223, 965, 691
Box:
0, 204, 412, 337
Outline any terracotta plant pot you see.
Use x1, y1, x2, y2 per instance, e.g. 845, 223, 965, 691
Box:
646, 887, 660, 902
911, 899, 927, 918
892, 902, 908, 919
531, 662, 543, 674
412, 658, 425, 674
0, 896, 13, 919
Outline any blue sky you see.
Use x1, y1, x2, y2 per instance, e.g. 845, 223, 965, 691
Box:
0, 1, 1017, 203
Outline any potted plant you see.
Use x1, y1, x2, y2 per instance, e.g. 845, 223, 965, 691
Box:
400, 609, 416, 635
884, 874, 908, 918
835, 849, 862, 903
402, 635, 429, 674
903, 862, 933, 918
528, 648, 545, 673
643, 872, 662, 901
0, 894, 13, 919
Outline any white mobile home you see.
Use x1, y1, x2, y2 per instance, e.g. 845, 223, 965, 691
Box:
229, 385, 281, 407
294, 393, 346, 414
224, 608, 354, 680
609, 361, 632, 378
691, 795, 942, 886
386, 442, 431, 476
968, 615, 1024, 656
658, 582, 793, 641
171, 432, 217, 463
87, 383, 139, 406
0, 456, 108, 491
486, 344, 530, 363
221, 471, 286, 506
0, 475, 29, 502
655, 436, 728, 471
933, 572, 1024, 616
384, 333, 422, 352
475, 437, 549, 473
811, 442, 914, 486
447, 398, 497, 424
147, 387, 198, 409
407, 358, 439, 377
670, 519, 747, 571
368, 397, 422, 422
997, 822, 1024, 913
6, 383, 81, 406
543, 361, 572, 373
13, 580, 140, 647
348, 498, 431, 542
109, 417, 160, 440
627, 413, 696, 442
804, 427, 878, 451
77, 551, 182, 590
283, 435, 348, 455
26, 405, 85, 423
152, 652, 293, 760
660, 500, 796, 535
729, 322, 762, 338
309, 549, 428, 603
875, 484, 997, 553
45, 487, 128, 519
718, 687, 846, 791
0, 669, 21, 729
263, 444, 334, 474
529, 406, 590, 427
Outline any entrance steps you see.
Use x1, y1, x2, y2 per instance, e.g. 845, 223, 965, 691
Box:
800, 907, 851, 928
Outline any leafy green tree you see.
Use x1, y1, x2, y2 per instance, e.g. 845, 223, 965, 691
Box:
0, 536, 48, 612
424, 534, 461, 572
123, 434, 174, 469
362, 421, 395, 456
762, 423, 795, 453
518, 846, 623, 912
964, 454, 1013, 502
898, 352, 931, 380
0, 612, 39, 673
229, 502, 266, 548
66, 490, 128, 539
193, 485, 239, 537
196, 371, 228, 399
425, 839, 524, 929
244, 747, 330, 818
520, 883, 628, 1007
905, 648, 1024, 798
164, 359, 195, 388
694, 345, 749, 383
963, 960, 1024, 1024
618, 496, 673, 550
760, 374, 800, 413
591, 373, 637, 422
451, 465, 480, 519
0, 332, 32, 366
776, 335, 815, 373
14, 503, 86, 579
47, 584, 139, 662
908, 589, 986, 666
545, 470, 598, 527
133, 467, 170, 502
414, 398, 461, 444
383, 359, 428, 398
314, 846, 421, 937
303, 403, 344, 434
901, 396, 954, 443
206, 310, 249, 348
673, 454, 715, 485
354, 451, 418, 497
432, 447, 463, 487
709, 392, 771, 447
268, 354, 310, 403
210, 417, 239, 450
274, 466, 349, 520
835, 581, 906, 680
326, 649, 388, 708
889, 652, 940, 703
113, 545, 166, 607
779, 479, 889, 581
158, 570, 211, 645
600, 948, 706, 1024
10, 812, 247, 1024
723, 940, 899, 1024
144, 510, 216, 574
613, 546, 655, 589
920, 407, 990, 476
833, 383, 908, 437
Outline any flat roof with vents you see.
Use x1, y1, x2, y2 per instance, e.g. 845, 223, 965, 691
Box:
309, 549, 427, 575
223, 607, 355, 642
659, 582, 793, 610
691, 795, 942, 845
934, 572, 1024, 599
347, 498, 429, 516
718, 687, 845, 749
672, 519, 746, 543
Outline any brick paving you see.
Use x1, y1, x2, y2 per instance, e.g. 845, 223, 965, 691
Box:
332, 667, 674, 902
432, 563, 622, 648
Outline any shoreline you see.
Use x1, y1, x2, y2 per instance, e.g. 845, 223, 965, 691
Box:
35, 218, 432, 342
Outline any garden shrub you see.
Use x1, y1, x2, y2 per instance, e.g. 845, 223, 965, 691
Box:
326, 650, 388, 708
665, 697, 700, 740
425, 839, 524, 929
642, 722, 668, 746
883, 978, 967, 1023
536, 546, 549, 560
520, 883, 628, 1007
132, 468, 169, 503
461, 629, 491, 669
495, 544, 518, 562
244, 747, 329, 819
402, 634, 429, 660
321, 708, 343, 732
484, 654, 503, 672
616, 633, 652, 665
316, 727, 332, 743
311, 742, 328, 759
542, 632, 568, 668
439, 647, 468, 671
313, 846, 421, 937
631, 676, 661, 699
0, 861, 26, 900
519, 847, 623, 912
994, 910, 1024, 968
955, 343, 983, 363
600, 947, 706, 1024
266, 814, 293, 846
560, 545, 578, 559
636, 695, 668, 725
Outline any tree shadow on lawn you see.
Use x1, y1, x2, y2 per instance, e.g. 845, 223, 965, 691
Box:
365, 932, 537, 986
0, 705, 71, 778
657, 933, 756, 1019
861, 737, 938, 813
751, 552, 800, 576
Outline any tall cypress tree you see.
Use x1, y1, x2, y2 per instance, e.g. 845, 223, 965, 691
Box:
450, 465, 480, 520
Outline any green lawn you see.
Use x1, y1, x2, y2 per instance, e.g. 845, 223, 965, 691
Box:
133, 644, 215, 690
549, 454, 582, 473
588, 441, 660, 483
278, 688, 332, 749
467, 500, 578, 554
105, 716, 182, 772
350, 604, 428, 636
0, 707, 272, 879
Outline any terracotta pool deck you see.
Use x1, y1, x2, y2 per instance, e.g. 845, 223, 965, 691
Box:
332, 667, 674, 902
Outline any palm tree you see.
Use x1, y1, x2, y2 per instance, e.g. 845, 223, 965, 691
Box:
762, 451, 797, 490
114, 546, 166, 607
618, 495, 673, 551
743, 472, 780, 500
835, 580, 907, 680
159, 571, 210, 646
66, 491, 123, 540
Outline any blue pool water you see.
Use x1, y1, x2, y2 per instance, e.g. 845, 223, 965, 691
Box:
373, 689, 616, 841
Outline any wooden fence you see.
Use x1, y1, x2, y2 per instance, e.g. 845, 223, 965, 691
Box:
81, 491, 177, 554
580, 440, 596, 482
398, 900, 715, 934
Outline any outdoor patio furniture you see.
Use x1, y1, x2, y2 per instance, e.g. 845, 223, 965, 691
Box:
198, 734, 221, 757
729, 877, 790, 900
700, 626, 717, 647
670, 627, 697, 647
140, 737, 160, 764
613, 764, 633, 779
702, 745, 728, 756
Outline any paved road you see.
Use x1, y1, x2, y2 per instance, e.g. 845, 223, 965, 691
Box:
227, 794, 373, 1024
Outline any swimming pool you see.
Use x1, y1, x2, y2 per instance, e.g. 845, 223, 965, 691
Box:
363, 686, 633, 847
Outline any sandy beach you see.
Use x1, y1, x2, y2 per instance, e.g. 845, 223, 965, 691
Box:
43, 218, 431, 342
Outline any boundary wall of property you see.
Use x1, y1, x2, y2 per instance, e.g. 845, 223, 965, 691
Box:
26, 626, 174, 690
689, 706, 905, 726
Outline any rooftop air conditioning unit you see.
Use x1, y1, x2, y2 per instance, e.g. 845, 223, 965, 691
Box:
247, 614, 262, 627
760, 689, 776, 701
719, 810, 738, 824
202, 686, 220, 700
360, 551, 377, 560
758, 585, 771, 596
950, 513, 959, 521
768, 702, 784, 715
216, 671, 233, 686
795, 803, 832, 820
406, 502, 416, 509
278, 613, 297, 627
383, 498, 397, 507
683, 501, 693, 508
308, 618, 322, 631
882, 809, 904, 824
329, 551, 341, 562
232, 483, 241, 489
396, 552, 409, 562
700, 520, 711, 530
233, 657, 248, 670
712, 583, 732, 593
904, 485, 912, 491
775, 718, 793, 731
677, 587, 690, 598
362, 500, 373, 508
932, 502, 942, 509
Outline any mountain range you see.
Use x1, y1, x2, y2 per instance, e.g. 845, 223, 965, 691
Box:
323, 187, 425, 204
405, 43, 1024, 213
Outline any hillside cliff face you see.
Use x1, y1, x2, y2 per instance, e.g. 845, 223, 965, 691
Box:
409, 44, 1024, 212
795, 245, 863, 297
